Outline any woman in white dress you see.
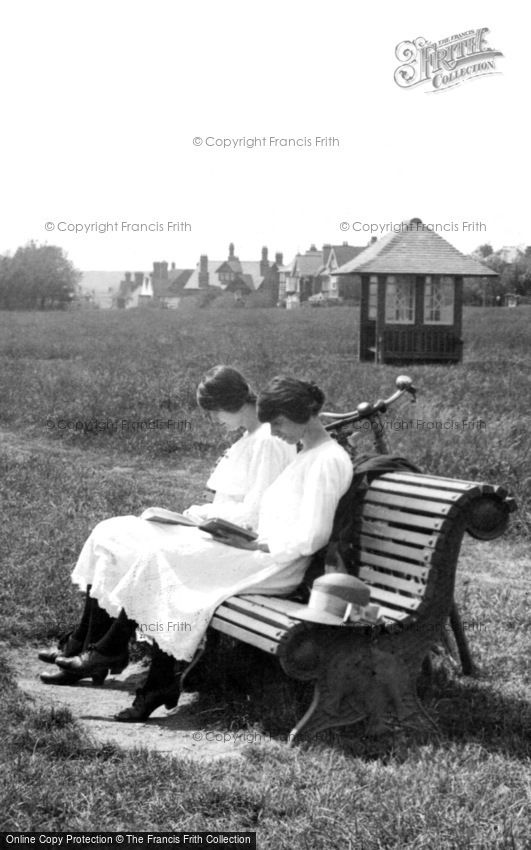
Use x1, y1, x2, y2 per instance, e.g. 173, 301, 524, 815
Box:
39, 366, 294, 686
104, 375, 354, 722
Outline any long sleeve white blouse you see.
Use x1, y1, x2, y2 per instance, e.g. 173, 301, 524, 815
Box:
257, 439, 354, 564
185, 423, 296, 529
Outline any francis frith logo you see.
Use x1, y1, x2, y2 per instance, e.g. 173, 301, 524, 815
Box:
394, 28, 503, 92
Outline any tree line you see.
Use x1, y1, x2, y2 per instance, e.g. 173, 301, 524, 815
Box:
0, 242, 81, 309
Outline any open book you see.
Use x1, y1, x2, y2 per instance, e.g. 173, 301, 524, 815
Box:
140, 507, 258, 542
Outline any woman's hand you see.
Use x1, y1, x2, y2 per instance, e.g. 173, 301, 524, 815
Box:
214, 534, 269, 552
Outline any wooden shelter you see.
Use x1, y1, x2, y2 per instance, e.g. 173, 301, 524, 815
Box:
335, 218, 498, 363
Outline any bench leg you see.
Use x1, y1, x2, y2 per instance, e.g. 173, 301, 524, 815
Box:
449, 601, 480, 677
287, 639, 439, 744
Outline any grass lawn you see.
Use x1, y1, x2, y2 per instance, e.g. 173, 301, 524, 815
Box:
1, 305, 530, 846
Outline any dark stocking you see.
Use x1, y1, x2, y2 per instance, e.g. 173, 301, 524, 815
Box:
91, 608, 137, 657
142, 643, 179, 692
70, 588, 123, 651
70, 587, 96, 644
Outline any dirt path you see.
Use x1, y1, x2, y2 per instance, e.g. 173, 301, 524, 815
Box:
7, 645, 279, 761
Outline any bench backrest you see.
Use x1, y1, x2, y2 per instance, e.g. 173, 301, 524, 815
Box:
210, 471, 515, 660
346, 472, 514, 629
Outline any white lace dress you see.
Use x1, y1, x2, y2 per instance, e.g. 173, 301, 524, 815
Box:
108, 439, 353, 661
71, 424, 294, 620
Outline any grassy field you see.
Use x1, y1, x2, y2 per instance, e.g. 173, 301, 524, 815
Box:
1, 305, 530, 846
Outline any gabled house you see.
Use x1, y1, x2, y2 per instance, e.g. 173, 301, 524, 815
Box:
282, 243, 365, 307
151, 262, 194, 308
116, 263, 194, 309
284, 245, 323, 306
319, 243, 366, 301
183, 244, 283, 304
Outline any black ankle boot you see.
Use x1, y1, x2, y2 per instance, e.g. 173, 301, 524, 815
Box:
114, 682, 180, 723
38, 631, 83, 665
56, 646, 129, 677
40, 667, 108, 686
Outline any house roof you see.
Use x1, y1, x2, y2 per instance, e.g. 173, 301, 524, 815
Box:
184, 259, 267, 291
335, 220, 498, 277
291, 249, 323, 277
332, 244, 365, 268
319, 244, 366, 274
184, 260, 225, 290
152, 269, 194, 298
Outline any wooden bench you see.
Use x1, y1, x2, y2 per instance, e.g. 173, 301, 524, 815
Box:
199, 470, 515, 744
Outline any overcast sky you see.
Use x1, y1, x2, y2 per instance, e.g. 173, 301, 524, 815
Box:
1, 0, 527, 271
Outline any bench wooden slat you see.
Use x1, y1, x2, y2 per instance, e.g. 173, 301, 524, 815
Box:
365, 490, 455, 515
358, 534, 433, 564
367, 480, 466, 502
355, 548, 429, 578
241, 595, 317, 623
379, 472, 496, 493
359, 566, 426, 596
362, 503, 444, 530
213, 607, 287, 642
367, 586, 422, 611
220, 596, 296, 630
211, 616, 280, 654
357, 520, 439, 548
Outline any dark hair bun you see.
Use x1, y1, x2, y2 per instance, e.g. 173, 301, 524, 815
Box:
197, 365, 256, 413
306, 382, 325, 410
257, 375, 326, 424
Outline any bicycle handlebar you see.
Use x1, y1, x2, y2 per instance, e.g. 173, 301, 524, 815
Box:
321, 375, 416, 431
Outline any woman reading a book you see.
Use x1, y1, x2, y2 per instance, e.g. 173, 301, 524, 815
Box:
89, 375, 354, 722
39, 365, 295, 686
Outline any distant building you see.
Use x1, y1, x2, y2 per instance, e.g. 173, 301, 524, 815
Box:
495, 245, 529, 264
284, 245, 323, 306
183, 243, 282, 304
116, 264, 194, 309
282, 242, 365, 307
116, 272, 150, 309
335, 218, 498, 364
150, 262, 194, 308
319, 243, 365, 301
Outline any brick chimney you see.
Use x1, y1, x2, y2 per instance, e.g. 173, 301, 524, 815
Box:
260, 246, 269, 276
198, 254, 209, 288
134, 272, 144, 287
275, 252, 283, 267
160, 261, 168, 280
228, 242, 235, 260
125, 272, 131, 283
322, 243, 332, 266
